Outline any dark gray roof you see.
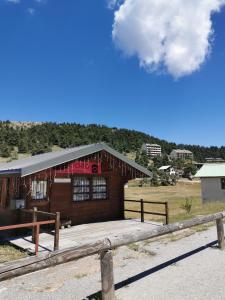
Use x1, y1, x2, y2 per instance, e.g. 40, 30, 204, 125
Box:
0, 143, 152, 177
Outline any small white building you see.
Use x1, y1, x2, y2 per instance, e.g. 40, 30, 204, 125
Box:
141, 143, 161, 157
195, 164, 225, 202
158, 165, 176, 176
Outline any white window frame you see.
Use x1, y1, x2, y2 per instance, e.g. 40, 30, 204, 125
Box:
31, 180, 47, 200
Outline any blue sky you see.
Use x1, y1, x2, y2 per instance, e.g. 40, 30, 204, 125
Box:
0, 0, 225, 146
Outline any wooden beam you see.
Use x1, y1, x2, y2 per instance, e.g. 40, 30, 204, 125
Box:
22, 208, 56, 217
35, 224, 40, 255
54, 212, 60, 251
100, 250, 115, 300
109, 212, 225, 248
32, 207, 37, 243
165, 202, 169, 225
0, 239, 111, 281
0, 220, 55, 231
216, 218, 225, 250
140, 199, 144, 223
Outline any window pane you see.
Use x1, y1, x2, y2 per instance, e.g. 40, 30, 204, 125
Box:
31, 181, 47, 200
92, 177, 107, 200
73, 193, 90, 201
93, 177, 106, 186
221, 179, 225, 190
73, 177, 90, 186
73, 177, 90, 201
74, 186, 90, 193
93, 186, 106, 193
93, 193, 107, 199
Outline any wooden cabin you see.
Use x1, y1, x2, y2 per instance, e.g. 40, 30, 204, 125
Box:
0, 143, 152, 226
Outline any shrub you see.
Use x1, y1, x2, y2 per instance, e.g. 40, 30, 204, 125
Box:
181, 198, 192, 214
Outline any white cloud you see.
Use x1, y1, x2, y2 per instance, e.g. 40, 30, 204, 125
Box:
107, 0, 121, 9
27, 7, 35, 15
34, 0, 47, 4
112, 0, 225, 78
6, 0, 20, 4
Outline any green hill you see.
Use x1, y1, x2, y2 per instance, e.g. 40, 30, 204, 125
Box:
0, 121, 224, 163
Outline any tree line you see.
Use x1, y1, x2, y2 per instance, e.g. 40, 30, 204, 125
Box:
0, 121, 224, 162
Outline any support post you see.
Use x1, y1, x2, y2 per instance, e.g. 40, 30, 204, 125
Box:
35, 224, 40, 255
32, 207, 37, 243
54, 212, 60, 251
100, 250, 115, 300
140, 199, 144, 223
165, 202, 169, 225
216, 218, 225, 250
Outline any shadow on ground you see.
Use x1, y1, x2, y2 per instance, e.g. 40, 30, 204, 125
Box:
86, 240, 218, 300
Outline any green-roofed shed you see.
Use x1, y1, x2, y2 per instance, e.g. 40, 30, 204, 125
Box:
195, 163, 225, 202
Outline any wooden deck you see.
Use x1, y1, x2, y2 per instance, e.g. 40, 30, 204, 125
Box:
9, 219, 162, 254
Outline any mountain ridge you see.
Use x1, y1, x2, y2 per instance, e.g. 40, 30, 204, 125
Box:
0, 121, 224, 162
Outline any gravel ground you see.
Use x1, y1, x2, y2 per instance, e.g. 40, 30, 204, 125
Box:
0, 226, 224, 300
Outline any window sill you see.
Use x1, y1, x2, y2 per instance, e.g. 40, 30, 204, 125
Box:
30, 199, 49, 203
72, 198, 107, 203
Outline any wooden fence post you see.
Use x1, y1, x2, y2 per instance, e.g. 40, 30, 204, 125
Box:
54, 212, 60, 251
35, 224, 40, 255
140, 199, 144, 223
216, 218, 225, 250
32, 207, 37, 243
100, 250, 115, 300
165, 202, 169, 225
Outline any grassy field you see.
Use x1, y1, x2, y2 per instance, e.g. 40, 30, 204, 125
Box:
125, 181, 225, 223
0, 243, 27, 263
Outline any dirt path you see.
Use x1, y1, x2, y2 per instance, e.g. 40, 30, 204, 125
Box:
0, 226, 224, 300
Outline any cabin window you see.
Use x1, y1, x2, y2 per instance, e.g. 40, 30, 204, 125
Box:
92, 177, 107, 199
221, 178, 225, 190
73, 177, 90, 201
31, 180, 47, 200
72, 176, 107, 201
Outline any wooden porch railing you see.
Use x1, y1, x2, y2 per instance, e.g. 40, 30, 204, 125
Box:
124, 199, 169, 224
21, 208, 60, 252
0, 208, 60, 254
0, 211, 225, 299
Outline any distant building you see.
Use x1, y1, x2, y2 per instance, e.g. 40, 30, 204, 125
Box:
195, 163, 225, 202
205, 158, 225, 163
141, 144, 161, 157
170, 149, 193, 160
158, 165, 176, 176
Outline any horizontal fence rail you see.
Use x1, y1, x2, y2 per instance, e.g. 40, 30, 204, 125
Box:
0, 211, 225, 299
124, 199, 169, 225
0, 220, 55, 255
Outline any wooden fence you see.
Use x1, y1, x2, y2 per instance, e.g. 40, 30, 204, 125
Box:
0, 208, 60, 254
124, 199, 169, 224
0, 211, 225, 300
21, 208, 60, 252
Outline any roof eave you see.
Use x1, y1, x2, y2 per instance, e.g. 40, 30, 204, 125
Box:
0, 169, 21, 176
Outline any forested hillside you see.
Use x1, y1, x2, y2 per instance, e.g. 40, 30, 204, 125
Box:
0, 121, 224, 162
